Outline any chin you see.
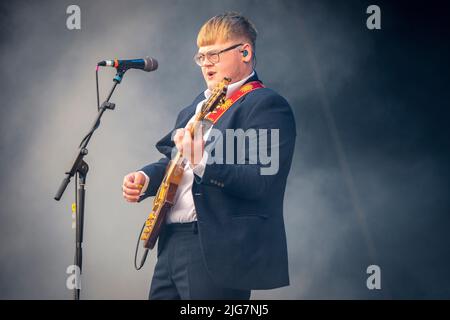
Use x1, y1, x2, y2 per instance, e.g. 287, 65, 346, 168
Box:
206, 80, 218, 90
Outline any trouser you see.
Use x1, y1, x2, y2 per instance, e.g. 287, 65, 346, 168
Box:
149, 221, 251, 300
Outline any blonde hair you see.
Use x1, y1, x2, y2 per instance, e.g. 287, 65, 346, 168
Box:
197, 12, 258, 57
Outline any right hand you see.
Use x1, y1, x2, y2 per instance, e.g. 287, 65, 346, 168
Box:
122, 171, 147, 203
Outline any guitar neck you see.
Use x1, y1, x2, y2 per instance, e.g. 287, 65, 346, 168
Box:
163, 151, 183, 183
162, 80, 227, 184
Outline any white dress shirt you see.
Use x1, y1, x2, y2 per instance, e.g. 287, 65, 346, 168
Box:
140, 71, 255, 223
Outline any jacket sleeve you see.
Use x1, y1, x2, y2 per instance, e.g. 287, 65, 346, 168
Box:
195, 93, 297, 200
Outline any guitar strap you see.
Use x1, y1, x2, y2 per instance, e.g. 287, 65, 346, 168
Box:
204, 81, 265, 124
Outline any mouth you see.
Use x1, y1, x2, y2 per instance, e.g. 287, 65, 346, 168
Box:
206, 71, 216, 80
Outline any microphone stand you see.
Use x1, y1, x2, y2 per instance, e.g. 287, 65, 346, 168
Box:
54, 67, 127, 300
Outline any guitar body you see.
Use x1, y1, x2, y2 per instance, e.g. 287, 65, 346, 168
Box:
141, 159, 184, 249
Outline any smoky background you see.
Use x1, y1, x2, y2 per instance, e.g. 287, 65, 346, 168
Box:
0, 0, 449, 299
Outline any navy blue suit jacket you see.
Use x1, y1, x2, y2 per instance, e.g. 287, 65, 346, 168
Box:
139, 73, 296, 290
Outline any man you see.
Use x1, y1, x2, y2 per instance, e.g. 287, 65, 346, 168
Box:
122, 12, 296, 300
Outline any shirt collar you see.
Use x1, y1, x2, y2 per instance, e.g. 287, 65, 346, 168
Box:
203, 70, 255, 100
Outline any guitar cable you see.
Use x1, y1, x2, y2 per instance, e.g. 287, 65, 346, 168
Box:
134, 222, 149, 270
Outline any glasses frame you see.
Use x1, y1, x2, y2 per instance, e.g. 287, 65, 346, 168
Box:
194, 43, 243, 66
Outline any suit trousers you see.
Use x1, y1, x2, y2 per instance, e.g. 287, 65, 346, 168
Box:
149, 221, 251, 300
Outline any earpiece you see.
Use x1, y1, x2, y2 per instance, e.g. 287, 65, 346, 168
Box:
242, 50, 248, 57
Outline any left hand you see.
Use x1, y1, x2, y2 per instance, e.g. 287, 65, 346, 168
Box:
174, 122, 204, 166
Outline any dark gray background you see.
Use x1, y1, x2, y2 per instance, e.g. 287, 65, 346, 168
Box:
1, 0, 449, 299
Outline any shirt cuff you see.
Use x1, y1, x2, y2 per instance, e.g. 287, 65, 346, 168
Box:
191, 153, 208, 178
138, 171, 150, 196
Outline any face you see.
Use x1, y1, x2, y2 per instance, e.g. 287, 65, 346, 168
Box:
197, 40, 252, 90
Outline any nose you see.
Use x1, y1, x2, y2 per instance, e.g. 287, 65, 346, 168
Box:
202, 59, 214, 68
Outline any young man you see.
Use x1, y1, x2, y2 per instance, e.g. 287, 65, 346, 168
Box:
122, 12, 296, 300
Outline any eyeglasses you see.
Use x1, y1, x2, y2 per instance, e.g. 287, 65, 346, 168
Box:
194, 43, 243, 66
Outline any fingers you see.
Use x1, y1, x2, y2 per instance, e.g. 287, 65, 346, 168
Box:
123, 180, 138, 189
174, 128, 185, 152
185, 122, 194, 131
123, 186, 140, 201
122, 185, 140, 202
122, 172, 144, 203
182, 127, 193, 152
133, 172, 146, 186
123, 190, 140, 202
173, 129, 182, 145
123, 184, 141, 194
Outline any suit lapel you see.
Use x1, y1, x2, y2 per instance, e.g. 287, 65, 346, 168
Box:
175, 93, 204, 128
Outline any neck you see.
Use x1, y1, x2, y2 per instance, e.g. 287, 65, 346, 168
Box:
232, 68, 253, 85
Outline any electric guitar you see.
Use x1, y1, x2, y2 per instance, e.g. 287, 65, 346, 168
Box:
139, 77, 230, 249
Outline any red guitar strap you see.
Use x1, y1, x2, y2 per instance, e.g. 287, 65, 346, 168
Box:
205, 81, 265, 124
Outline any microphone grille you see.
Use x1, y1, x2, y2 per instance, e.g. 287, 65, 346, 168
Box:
143, 57, 158, 72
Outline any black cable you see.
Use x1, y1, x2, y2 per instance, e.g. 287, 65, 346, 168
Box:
96, 67, 100, 111
78, 121, 100, 148
134, 222, 149, 270
78, 68, 102, 148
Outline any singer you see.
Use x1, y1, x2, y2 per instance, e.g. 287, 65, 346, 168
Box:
122, 12, 296, 300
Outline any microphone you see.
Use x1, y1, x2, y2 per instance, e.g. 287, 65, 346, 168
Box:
97, 57, 158, 72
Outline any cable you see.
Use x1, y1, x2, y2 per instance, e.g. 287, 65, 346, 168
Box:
78, 67, 101, 148
134, 222, 149, 270
96, 66, 100, 111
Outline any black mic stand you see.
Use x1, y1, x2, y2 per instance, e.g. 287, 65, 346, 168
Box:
54, 67, 127, 300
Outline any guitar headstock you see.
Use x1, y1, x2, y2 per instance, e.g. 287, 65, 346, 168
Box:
199, 77, 231, 118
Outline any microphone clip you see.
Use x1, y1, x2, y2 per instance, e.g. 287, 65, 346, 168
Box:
100, 101, 116, 110
113, 68, 126, 84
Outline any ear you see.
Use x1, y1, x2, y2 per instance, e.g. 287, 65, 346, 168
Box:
241, 43, 252, 63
